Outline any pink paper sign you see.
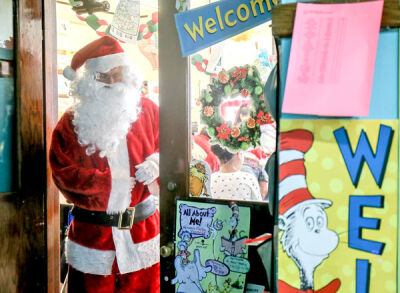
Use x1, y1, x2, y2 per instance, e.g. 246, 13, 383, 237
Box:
282, 1, 384, 117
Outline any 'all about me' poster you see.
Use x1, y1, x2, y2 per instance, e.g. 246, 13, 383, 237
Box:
278, 120, 398, 293
173, 200, 251, 293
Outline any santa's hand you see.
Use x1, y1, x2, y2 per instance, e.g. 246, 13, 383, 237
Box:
135, 159, 159, 185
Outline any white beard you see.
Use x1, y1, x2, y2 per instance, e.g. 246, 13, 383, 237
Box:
71, 74, 141, 158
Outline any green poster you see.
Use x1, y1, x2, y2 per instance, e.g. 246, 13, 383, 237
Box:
173, 200, 251, 293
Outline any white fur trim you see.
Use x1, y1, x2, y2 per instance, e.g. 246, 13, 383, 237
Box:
244, 152, 259, 162
106, 139, 133, 214
65, 238, 115, 275
279, 150, 304, 165
63, 66, 76, 81
112, 230, 160, 274
135, 153, 159, 185
279, 174, 307, 200
86, 52, 130, 73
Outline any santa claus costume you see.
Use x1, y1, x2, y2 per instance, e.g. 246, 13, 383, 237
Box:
50, 36, 160, 292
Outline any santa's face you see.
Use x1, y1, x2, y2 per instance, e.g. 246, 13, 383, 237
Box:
71, 65, 141, 157
95, 66, 124, 85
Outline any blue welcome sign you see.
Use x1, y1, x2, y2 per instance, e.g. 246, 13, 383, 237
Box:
175, 0, 277, 57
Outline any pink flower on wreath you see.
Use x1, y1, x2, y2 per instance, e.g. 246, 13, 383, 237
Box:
216, 123, 231, 140
218, 69, 229, 84
231, 127, 240, 138
256, 110, 273, 125
247, 118, 256, 129
240, 89, 250, 97
204, 106, 214, 117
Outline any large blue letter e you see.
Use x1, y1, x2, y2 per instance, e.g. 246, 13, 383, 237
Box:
334, 124, 393, 188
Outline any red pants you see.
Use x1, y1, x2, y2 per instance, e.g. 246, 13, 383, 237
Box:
67, 262, 160, 293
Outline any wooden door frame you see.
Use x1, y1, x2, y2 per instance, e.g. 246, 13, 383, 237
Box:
159, 0, 191, 291
43, 0, 60, 291
14, 0, 59, 291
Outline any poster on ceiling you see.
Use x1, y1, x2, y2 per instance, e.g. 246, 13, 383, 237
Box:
278, 119, 398, 293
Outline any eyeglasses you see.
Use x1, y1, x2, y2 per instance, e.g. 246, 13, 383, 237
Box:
95, 66, 124, 84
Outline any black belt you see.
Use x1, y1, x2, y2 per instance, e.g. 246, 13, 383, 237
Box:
71, 195, 156, 230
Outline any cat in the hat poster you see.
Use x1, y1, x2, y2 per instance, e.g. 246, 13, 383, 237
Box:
278, 120, 398, 293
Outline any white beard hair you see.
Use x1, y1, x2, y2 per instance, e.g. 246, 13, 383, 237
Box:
70, 68, 142, 158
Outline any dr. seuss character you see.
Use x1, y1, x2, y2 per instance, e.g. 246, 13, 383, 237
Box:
278, 130, 341, 293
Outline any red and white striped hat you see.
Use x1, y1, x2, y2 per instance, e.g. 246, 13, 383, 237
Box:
279, 129, 331, 215
63, 36, 130, 80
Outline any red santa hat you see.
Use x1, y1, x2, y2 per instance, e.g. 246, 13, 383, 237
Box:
63, 35, 130, 80
245, 148, 267, 161
279, 129, 331, 215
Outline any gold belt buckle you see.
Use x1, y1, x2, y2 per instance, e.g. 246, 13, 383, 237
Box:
118, 207, 135, 230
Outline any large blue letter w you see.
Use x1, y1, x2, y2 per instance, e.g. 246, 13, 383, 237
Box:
334, 125, 393, 188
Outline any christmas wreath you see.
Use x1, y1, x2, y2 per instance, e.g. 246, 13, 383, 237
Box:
199, 65, 274, 153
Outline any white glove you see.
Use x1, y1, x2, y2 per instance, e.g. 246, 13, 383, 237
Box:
135, 154, 159, 185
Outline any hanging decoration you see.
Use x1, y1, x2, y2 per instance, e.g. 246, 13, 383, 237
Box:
199, 65, 274, 152
69, 0, 159, 42
138, 37, 158, 69
70, 0, 110, 15
175, 0, 188, 12
191, 54, 217, 77
109, 0, 141, 43
69, 0, 110, 36
137, 12, 159, 40
75, 13, 109, 37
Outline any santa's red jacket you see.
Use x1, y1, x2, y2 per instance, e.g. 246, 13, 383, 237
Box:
50, 98, 160, 276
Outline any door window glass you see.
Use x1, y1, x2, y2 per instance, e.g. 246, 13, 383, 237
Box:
189, 0, 277, 202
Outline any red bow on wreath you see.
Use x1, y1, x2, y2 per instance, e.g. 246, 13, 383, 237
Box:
230, 66, 249, 86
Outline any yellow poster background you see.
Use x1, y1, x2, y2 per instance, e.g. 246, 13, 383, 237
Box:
279, 120, 398, 292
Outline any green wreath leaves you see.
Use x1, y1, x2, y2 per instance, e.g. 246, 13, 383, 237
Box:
200, 65, 274, 153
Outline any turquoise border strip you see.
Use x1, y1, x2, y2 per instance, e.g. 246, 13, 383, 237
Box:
279, 30, 399, 120
397, 27, 400, 293
0, 48, 13, 61
0, 77, 14, 192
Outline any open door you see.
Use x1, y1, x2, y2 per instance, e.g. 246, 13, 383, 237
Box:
159, 1, 278, 292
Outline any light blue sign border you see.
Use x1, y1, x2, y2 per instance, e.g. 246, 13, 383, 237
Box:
174, 0, 276, 57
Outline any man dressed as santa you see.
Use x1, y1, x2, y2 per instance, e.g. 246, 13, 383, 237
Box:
50, 36, 160, 292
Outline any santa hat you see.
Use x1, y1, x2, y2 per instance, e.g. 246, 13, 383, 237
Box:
279, 130, 331, 215
63, 36, 130, 80
245, 148, 267, 161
